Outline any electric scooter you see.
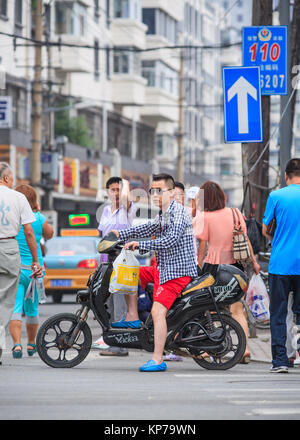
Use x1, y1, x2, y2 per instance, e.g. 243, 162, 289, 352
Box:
37, 232, 248, 370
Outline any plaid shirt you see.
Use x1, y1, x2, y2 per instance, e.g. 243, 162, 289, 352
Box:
119, 200, 198, 285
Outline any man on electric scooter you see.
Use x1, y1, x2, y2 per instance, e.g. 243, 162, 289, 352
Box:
111, 174, 198, 372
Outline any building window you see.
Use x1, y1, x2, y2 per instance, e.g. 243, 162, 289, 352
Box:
114, 0, 140, 20
14, 0, 22, 35
55, 1, 87, 36
114, 52, 129, 73
44, 3, 51, 35
106, 47, 111, 78
0, 0, 7, 18
94, 39, 99, 80
113, 49, 140, 75
114, 0, 129, 18
142, 8, 177, 43
94, 0, 100, 22
157, 134, 163, 155
106, 0, 110, 26
236, 14, 243, 22
142, 8, 155, 34
142, 60, 178, 95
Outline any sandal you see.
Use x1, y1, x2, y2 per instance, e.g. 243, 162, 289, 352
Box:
12, 344, 23, 359
27, 343, 37, 357
239, 353, 251, 364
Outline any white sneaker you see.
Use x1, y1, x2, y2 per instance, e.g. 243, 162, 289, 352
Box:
269, 365, 289, 373
91, 337, 109, 350
293, 358, 300, 366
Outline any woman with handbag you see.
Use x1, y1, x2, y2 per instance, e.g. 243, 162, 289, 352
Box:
194, 181, 260, 364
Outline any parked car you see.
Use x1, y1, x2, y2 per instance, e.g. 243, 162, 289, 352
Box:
44, 235, 100, 303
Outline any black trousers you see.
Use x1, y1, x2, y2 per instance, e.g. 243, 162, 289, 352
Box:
268, 274, 300, 367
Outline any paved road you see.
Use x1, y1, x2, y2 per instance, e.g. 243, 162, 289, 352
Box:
1, 296, 300, 421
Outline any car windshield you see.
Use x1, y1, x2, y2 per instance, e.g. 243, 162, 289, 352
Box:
45, 239, 96, 256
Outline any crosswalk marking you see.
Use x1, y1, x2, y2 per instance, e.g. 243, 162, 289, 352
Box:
251, 408, 300, 416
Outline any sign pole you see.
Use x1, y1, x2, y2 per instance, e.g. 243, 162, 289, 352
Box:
241, 0, 272, 221
279, 0, 292, 187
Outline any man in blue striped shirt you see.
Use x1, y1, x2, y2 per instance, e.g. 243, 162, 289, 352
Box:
111, 174, 198, 372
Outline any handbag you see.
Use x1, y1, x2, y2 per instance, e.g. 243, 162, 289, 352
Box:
266, 218, 276, 237
241, 182, 262, 254
231, 208, 251, 264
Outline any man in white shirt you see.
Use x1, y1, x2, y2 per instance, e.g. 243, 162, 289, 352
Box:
92, 177, 137, 356
0, 162, 42, 365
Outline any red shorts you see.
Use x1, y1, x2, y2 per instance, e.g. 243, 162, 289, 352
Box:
139, 266, 191, 310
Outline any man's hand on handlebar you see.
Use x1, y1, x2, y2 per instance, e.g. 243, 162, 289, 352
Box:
124, 241, 139, 251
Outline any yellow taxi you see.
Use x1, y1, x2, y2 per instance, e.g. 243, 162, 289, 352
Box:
44, 227, 100, 303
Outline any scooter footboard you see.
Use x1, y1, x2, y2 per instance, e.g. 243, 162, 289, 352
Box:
103, 329, 144, 349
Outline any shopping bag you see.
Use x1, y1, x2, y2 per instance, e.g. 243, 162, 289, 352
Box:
246, 274, 270, 322
109, 248, 140, 295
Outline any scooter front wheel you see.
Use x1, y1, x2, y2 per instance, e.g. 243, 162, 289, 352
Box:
37, 313, 92, 368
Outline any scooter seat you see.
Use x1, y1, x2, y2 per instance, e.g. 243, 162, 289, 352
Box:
76, 290, 89, 303
180, 273, 215, 297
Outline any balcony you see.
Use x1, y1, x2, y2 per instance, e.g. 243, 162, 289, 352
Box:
111, 19, 147, 50
141, 88, 178, 124
52, 36, 90, 73
141, 0, 183, 21
111, 74, 146, 106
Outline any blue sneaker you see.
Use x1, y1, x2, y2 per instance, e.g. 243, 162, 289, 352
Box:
111, 319, 141, 329
139, 360, 167, 372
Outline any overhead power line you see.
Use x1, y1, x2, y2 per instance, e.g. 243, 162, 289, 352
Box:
0, 30, 241, 52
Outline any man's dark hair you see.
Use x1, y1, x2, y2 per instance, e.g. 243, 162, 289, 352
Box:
285, 158, 300, 179
174, 181, 185, 191
152, 173, 175, 189
106, 176, 122, 189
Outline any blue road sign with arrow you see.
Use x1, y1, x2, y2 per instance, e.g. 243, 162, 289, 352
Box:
223, 66, 263, 143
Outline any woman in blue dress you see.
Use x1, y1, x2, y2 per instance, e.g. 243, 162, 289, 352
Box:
9, 185, 53, 358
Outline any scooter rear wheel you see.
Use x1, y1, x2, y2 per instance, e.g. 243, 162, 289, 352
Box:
190, 313, 246, 370
37, 313, 92, 368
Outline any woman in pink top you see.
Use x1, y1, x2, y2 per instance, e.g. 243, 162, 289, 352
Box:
194, 181, 260, 364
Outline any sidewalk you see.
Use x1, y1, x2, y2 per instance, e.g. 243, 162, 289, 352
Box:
248, 327, 272, 363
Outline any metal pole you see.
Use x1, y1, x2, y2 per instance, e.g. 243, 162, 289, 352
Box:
279, 0, 292, 187
31, 0, 43, 186
177, 50, 184, 182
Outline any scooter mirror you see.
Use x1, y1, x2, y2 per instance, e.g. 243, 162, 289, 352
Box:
97, 231, 121, 254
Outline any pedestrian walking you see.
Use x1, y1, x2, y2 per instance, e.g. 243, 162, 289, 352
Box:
0, 163, 42, 365
93, 177, 137, 356
262, 158, 300, 373
194, 181, 260, 364
9, 184, 53, 358
111, 173, 198, 372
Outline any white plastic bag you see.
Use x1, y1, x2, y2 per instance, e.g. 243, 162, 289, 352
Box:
109, 248, 140, 295
246, 273, 270, 322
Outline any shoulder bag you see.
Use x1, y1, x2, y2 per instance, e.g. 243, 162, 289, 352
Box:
231, 208, 251, 264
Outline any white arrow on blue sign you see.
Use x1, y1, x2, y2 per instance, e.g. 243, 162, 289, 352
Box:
223, 66, 263, 143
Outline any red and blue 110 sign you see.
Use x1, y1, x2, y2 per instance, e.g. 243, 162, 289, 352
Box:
242, 26, 288, 95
